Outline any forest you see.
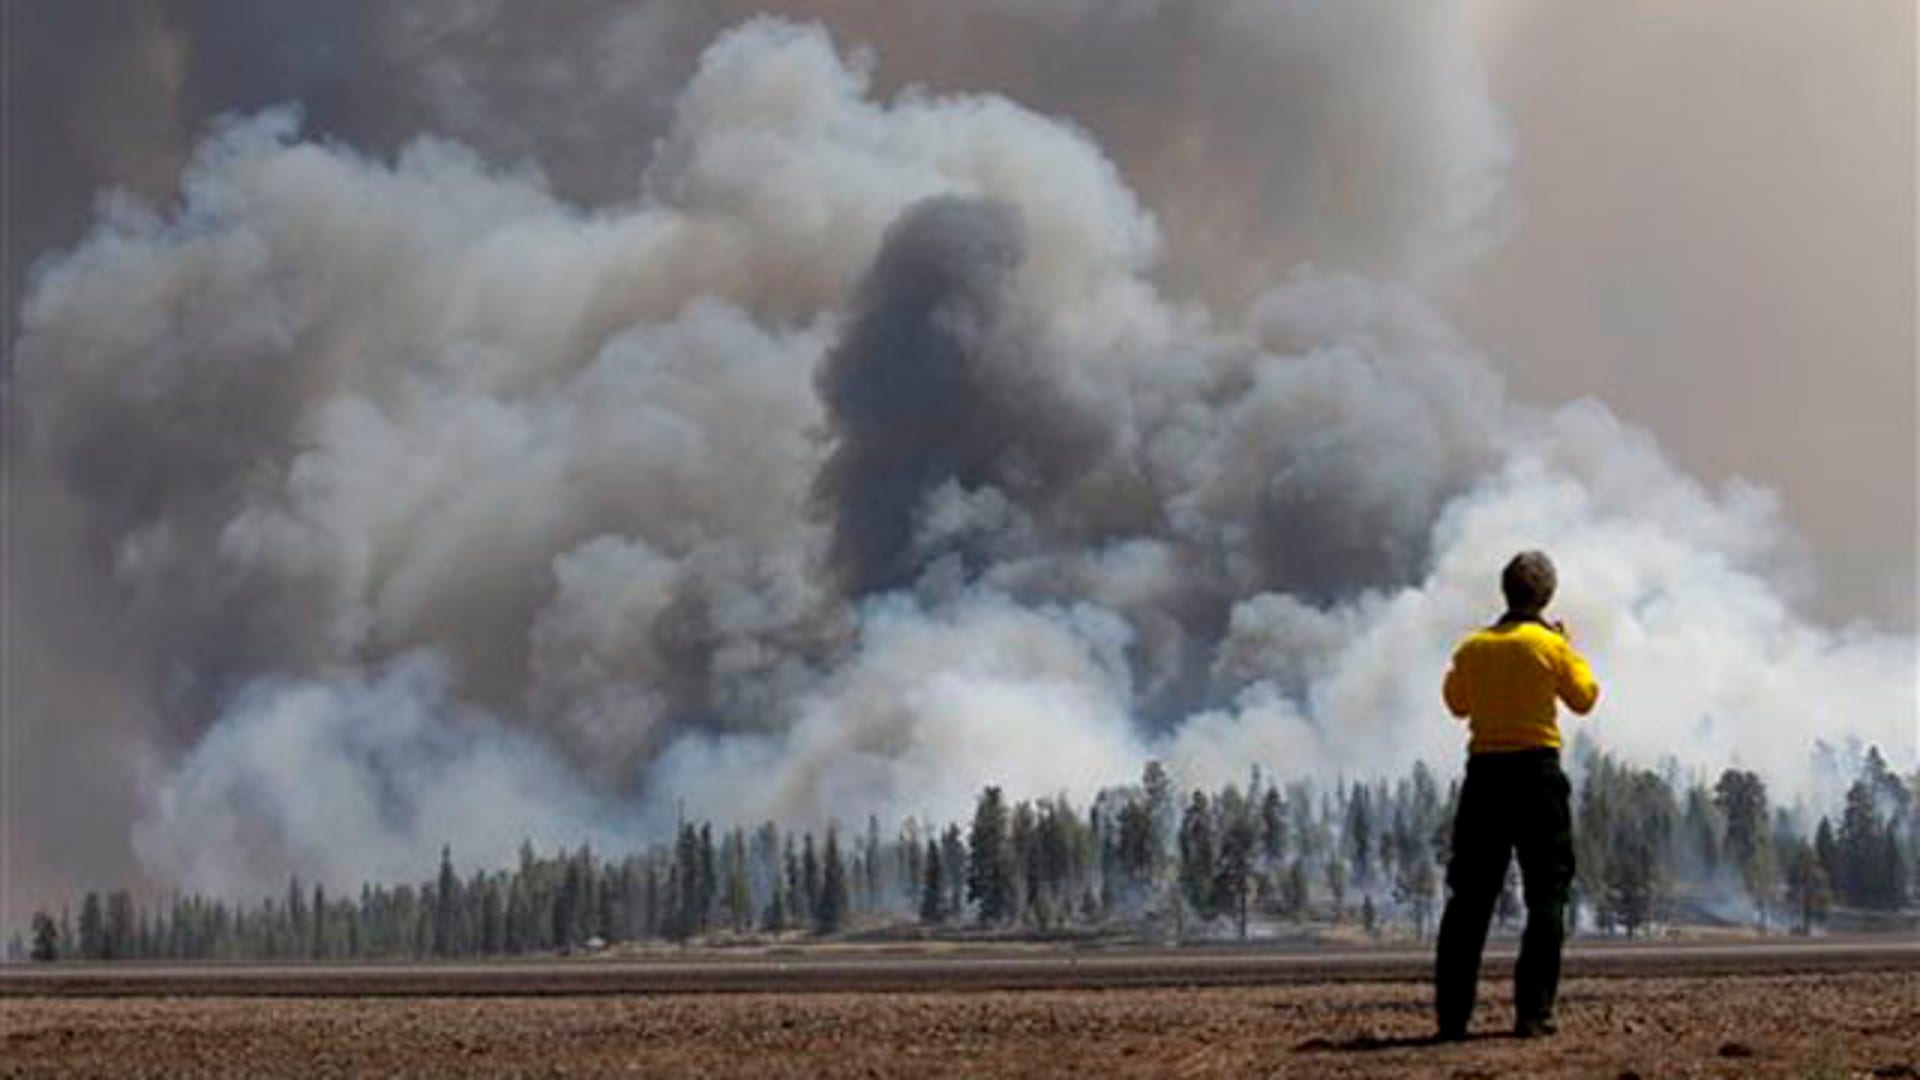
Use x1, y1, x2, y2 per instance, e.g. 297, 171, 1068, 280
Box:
16, 740, 1914, 962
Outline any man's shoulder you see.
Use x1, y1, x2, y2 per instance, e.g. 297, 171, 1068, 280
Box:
1456, 622, 1560, 654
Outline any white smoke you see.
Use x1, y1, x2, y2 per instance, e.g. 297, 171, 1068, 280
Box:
130, 654, 636, 899
11, 15, 1912, 895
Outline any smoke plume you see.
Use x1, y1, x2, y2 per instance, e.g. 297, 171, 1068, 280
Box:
6, 8, 1911, 900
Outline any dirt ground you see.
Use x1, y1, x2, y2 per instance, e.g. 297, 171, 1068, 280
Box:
4, 970, 1916, 1078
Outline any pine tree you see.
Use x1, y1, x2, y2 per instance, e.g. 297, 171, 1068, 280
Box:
78, 892, 105, 960
642, 860, 661, 940
1323, 856, 1347, 922
29, 911, 59, 962
967, 786, 1014, 924
1714, 769, 1774, 924
1346, 784, 1375, 886
920, 838, 946, 924
1214, 805, 1254, 938
481, 879, 505, 955
673, 823, 703, 939
1683, 783, 1723, 874
762, 881, 788, 932
697, 826, 718, 929
1391, 808, 1438, 939
1259, 786, 1287, 867
312, 883, 328, 959
1282, 858, 1310, 919
594, 872, 618, 943
1813, 817, 1841, 901
864, 815, 883, 911
1142, 761, 1175, 873
941, 824, 968, 918
1117, 798, 1157, 894
801, 833, 822, 925
1010, 800, 1039, 926
1838, 777, 1885, 907
785, 836, 807, 927
287, 876, 307, 957
1178, 791, 1215, 917
556, 856, 585, 948
816, 827, 848, 934
104, 891, 134, 960
1604, 769, 1675, 937
435, 845, 459, 957
725, 831, 752, 934
1713, 771, 1765, 867
1783, 838, 1830, 935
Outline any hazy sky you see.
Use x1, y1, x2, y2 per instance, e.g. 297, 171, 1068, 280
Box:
1458, 0, 1915, 630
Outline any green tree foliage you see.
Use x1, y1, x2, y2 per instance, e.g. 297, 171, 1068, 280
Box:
1323, 855, 1347, 922
1010, 801, 1038, 926
1345, 783, 1375, 887
434, 846, 459, 957
30, 911, 59, 962
816, 827, 848, 934
1782, 838, 1831, 934
1142, 761, 1175, 859
967, 786, 1014, 924
104, 890, 135, 961
864, 815, 884, 912
1682, 783, 1722, 872
1177, 791, 1215, 916
1213, 793, 1255, 938
1712, 771, 1762, 863
724, 830, 752, 934
801, 833, 822, 926
556, 853, 587, 947
1603, 769, 1676, 937
1713, 769, 1776, 926
1836, 747, 1911, 910
287, 876, 307, 956
77, 892, 104, 960
919, 838, 946, 924
940, 824, 968, 919
22, 748, 1912, 961
1116, 797, 1157, 895
1280, 858, 1310, 920
1259, 785, 1287, 867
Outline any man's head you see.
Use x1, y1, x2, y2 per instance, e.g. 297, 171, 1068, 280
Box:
1501, 550, 1557, 615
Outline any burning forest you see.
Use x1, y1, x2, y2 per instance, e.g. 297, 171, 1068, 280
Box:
4, 4, 1913, 923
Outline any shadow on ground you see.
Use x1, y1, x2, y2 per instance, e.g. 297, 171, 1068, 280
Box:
1295, 1032, 1527, 1053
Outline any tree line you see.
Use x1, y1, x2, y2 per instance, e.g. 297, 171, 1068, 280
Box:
16, 741, 1914, 962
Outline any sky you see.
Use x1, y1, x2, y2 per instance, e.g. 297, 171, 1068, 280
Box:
0, 1, 1913, 919
1456, 0, 1915, 632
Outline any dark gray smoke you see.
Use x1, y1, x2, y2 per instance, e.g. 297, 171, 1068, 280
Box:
4, 7, 1910, 905
817, 196, 1112, 595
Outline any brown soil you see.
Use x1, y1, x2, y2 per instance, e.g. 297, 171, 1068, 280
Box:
4, 970, 1916, 1078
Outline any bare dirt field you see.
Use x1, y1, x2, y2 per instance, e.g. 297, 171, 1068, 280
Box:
4, 944, 1916, 1078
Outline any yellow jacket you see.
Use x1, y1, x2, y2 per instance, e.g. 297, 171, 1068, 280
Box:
1443, 619, 1599, 754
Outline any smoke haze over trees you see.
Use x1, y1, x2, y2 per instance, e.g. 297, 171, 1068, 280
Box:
2, 4, 1913, 918
17, 747, 1913, 962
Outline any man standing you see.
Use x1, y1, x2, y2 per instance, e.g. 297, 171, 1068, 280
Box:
1435, 550, 1599, 1040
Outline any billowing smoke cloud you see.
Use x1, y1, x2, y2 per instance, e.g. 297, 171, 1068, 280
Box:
816, 196, 1116, 594
8, 11, 1912, 898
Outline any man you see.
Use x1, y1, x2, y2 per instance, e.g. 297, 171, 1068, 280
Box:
1434, 550, 1599, 1041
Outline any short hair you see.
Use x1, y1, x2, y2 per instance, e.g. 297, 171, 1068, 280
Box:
1502, 550, 1557, 612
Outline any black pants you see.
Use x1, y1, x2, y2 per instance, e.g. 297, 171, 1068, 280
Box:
1434, 749, 1574, 1035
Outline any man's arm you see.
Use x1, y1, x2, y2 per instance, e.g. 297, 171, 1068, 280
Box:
1556, 641, 1600, 715
1442, 658, 1471, 718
